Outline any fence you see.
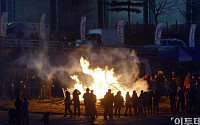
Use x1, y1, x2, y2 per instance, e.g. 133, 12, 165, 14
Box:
0, 38, 73, 49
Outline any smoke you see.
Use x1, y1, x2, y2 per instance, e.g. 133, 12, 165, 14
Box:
28, 46, 148, 96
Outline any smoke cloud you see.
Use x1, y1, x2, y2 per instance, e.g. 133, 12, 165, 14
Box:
28, 46, 148, 97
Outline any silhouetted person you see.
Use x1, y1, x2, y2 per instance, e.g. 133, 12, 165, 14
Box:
34, 32, 39, 40
83, 88, 90, 117
16, 29, 25, 39
196, 86, 200, 115
114, 91, 123, 118
132, 91, 138, 117
22, 98, 29, 125
137, 96, 144, 117
153, 89, 160, 115
30, 32, 35, 40
143, 92, 148, 115
185, 89, 190, 113
8, 108, 15, 124
169, 89, 176, 114
46, 77, 53, 99
125, 92, 132, 116
1, 83, 6, 99
41, 112, 49, 125
103, 89, 114, 119
10, 82, 15, 100
24, 75, 31, 99
140, 90, 146, 115
73, 89, 81, 116
189, 87, 196, 115
64, 91, 73, 117
16, 29, 25, 49
14, 97, 22, 125
40, 75, 47, 99
89, 90, 97, 124
184, 72, 191, 90
176, 86, 185, 113
147, 91, 153, 115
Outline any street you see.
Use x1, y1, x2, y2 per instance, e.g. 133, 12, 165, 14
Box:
0, 110, 177, 125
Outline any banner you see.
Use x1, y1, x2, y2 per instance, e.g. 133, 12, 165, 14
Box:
155, 22, 163, 45
117, 19, 124, 44
189, 24, 196, 47
0, 12, 8, 37
80, 16, 86, 41
40, 13, 46, 40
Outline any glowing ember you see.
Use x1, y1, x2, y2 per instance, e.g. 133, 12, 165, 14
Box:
70, 57, 148, 100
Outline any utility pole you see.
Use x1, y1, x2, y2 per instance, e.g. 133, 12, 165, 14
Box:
128, 0, 131, 25
56, 0, 59, 32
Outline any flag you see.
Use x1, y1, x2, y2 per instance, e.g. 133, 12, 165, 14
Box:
0, 12, 8, 37
155, 22, 163, 45
117, 19, 124, 44
80, 16, 86, 41
40, 13, 46, 40
189, 24, 196, 47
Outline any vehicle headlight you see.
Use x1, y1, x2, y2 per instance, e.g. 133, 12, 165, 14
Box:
75, 43, 79, 47
68, 42, 72, 45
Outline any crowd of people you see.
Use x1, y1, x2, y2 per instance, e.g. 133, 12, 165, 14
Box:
144, 71, 200, 115
1, 71, 200, 124
0, 74, 62, 100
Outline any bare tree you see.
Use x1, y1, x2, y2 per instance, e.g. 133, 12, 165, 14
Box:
149, 0, 179, 24
105, 0, 143, 25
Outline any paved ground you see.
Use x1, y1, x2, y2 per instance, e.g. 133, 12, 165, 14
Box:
0, 110, 179, 125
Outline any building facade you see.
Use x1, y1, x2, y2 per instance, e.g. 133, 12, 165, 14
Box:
0, 0, 188, 36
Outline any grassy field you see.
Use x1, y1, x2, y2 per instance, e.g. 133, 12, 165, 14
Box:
0, 96, 171, 115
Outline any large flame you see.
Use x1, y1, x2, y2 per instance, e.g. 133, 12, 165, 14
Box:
70, 57, 148, 100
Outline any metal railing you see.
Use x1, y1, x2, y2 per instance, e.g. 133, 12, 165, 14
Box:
0, 38, 72, 49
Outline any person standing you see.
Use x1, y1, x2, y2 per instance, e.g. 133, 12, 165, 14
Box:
132, 91, 138, 117
64, 91, 73, 117
176, 86, 185, 113
22, 98, 29, 125
189, 87, 196, 115
46, 77, 53, 99
137, 96, 144, 117
147, 91, 153, 115
14, 97, 22, 125
24, 75, 31, 99
1, 83, 6, 99
164, 77, 170, 96
184, 72, 191, 90
125, 92, 132, 116
16, 29, 25, 50
73, 89, 81, 116
83, 88, 90, 117
114, 91, 123, 118
103, 89, 114, 119
88, 90, 97, 124
153, 89, 160, 115
10, 82, 15, 100
196, 86, 200, 115
169, 89, 176, 114
40, 75, 47, 99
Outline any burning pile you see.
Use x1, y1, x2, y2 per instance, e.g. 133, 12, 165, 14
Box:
70, 57, 148, 100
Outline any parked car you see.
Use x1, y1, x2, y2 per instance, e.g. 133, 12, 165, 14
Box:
137, 38, 187, 55
160, 38, 187, 47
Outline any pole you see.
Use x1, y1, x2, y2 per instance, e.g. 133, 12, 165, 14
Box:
3, 67, 5, 82
56, 0, 58, 31
128, 0, 131, 25
1, 36, 4, 56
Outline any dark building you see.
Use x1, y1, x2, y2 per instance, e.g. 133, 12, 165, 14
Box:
186, 0, 200, 24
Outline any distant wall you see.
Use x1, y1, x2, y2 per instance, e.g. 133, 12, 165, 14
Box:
14, 0, 51, 24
